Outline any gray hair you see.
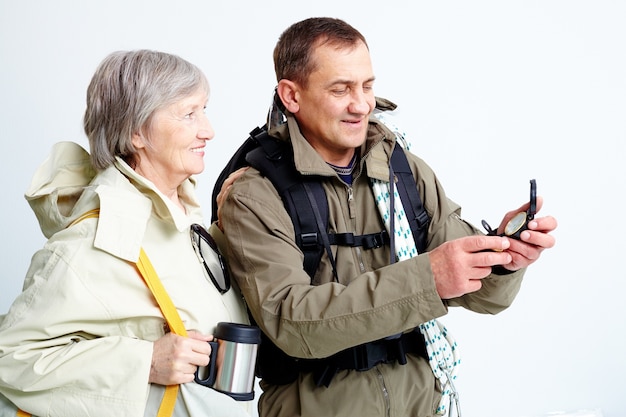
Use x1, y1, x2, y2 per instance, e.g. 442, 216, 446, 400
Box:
83, 49, 209, 170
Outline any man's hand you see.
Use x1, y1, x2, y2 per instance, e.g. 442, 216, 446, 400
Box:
429, 235, 512, 299
495, 196, 558, 271
149, 330, 213, 386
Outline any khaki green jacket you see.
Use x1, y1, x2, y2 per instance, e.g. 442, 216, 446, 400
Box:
220, 114, 524, 417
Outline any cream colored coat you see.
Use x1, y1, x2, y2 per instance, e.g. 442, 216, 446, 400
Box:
0, 142, 249, 417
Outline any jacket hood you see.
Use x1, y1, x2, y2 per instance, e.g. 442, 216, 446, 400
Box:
25, 141, 202, 261
25, 141, 97, 238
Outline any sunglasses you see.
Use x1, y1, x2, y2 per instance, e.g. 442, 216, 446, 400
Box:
190, 224, 231, 294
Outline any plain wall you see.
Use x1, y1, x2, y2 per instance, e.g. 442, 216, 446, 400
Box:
1, 1, 624, 416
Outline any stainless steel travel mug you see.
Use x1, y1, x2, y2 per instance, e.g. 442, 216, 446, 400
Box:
195, 322, 261, 401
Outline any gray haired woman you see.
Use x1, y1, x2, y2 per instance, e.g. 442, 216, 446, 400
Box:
0, 50, 251, 417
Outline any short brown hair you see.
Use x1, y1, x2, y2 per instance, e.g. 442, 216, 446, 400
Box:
273, 17, 368, 86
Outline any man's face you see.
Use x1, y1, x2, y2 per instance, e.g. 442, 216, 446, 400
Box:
291, 41, 376, 166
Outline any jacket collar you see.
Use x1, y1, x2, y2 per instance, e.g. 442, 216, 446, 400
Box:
91, 158, 202, 262
269, 113, 397, 183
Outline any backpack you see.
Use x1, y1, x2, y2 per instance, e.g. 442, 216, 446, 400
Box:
211, 124, 430, 281
210, 107, 431, 386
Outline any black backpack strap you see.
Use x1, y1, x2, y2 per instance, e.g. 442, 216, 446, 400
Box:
389, 144, 430, 253
245, 130, 335, 281
302, 183, 339, 282
210, 126, 267, 223
328, 230, 389, 249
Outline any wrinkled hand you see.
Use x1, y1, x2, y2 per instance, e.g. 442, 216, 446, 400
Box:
496, 196, 557, 271
150, 330, 213, 386
216, 167, 249, 231
429, 235, 512, 299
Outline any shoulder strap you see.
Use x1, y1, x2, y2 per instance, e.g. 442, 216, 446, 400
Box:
245, 129, 331, 281
210, 128, 263, 223
135, 249, 187, 337
389, 144, 430, 253
135, 249, 184, 417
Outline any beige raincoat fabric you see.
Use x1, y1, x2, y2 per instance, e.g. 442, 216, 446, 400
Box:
0, 142, 250, 417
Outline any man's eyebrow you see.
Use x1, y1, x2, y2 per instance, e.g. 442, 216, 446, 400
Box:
326, 76, 376, 87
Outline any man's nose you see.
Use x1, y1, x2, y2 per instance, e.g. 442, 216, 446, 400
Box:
350, 89, 374, 114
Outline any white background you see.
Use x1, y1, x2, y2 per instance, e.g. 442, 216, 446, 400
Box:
1, 1, 624, 416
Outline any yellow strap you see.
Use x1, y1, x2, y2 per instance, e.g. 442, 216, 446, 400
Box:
68, 208, 101, 227
136, 249, 188, 337
135, 248, 188, 417
17, 210, 185, 417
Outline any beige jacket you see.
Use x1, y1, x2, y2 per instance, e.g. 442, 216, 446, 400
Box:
220, 114, 525, 417
0, 142, 249, 417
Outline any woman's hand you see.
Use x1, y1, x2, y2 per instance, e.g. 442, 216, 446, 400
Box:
149, 330, 213, 386
216, 167, 249, 231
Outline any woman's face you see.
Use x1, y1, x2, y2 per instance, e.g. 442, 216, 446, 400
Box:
132, 88, 213, 193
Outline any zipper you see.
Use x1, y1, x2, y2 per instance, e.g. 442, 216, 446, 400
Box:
345, 134, 384, 217
354, 247, 366, 273
376, 367, 391, 417
347, 186, 355, 218
344, 135, 387, 273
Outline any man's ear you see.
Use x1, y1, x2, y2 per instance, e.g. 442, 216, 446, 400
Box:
276, 79, 300, 114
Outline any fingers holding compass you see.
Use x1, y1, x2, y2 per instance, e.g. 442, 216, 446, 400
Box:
502, 211, 557, 270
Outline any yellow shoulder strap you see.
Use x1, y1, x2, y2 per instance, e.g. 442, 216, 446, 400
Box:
135, 249, 188, 337
135, 247, 187, 417
18, 209, 185, 417
68, 208, 101, 226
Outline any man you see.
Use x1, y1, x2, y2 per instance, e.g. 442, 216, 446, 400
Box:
218, 17, 557, 417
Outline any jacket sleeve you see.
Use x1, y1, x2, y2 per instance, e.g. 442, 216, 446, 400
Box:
0, 248, 153, 417
410, 152, 526, 314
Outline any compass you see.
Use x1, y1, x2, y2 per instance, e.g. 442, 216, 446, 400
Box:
482, 179, 536, 240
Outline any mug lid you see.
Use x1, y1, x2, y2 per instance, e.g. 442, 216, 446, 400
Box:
215, 322, 261, 344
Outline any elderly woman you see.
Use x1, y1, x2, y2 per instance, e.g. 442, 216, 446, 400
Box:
0, 50, 250, 417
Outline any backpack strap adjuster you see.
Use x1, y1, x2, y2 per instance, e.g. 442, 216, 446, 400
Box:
328, 230, 389, 250
300, 232, 319, 249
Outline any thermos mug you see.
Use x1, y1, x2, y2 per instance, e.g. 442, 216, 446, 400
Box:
194, 322, 261, 401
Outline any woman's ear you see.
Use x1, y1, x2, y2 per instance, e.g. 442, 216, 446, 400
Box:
276, 79, 300, 114
131, 131, 146, 149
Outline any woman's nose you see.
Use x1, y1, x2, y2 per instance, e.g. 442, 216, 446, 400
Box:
198, 115, 215, 141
